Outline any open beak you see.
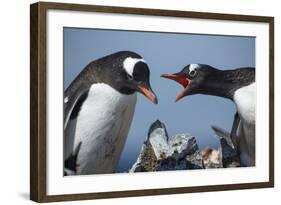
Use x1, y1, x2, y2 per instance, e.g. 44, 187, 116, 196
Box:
161, 74, 190, 102
137, 84, 158, 104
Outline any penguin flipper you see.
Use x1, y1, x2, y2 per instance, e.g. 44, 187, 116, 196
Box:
211, 125, 236, 149
64, 86, 89, 129
64, 141, 82, 175
230, 112, 240, 149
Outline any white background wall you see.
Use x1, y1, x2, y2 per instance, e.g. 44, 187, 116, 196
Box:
0, 0, 279, 204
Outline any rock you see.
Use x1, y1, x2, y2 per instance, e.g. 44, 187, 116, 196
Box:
147, 120, 169, 160
130, 120, 204, 172
201, 147, 222, 168
129, 143, 159, 172
183, 150, 204, 169
130, 121, 241, 173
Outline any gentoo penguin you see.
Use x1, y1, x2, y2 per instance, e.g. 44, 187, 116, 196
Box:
64, 51, 158, 175
161, 64, 255, 166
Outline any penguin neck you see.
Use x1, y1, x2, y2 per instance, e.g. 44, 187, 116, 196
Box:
200, 69, 253, 101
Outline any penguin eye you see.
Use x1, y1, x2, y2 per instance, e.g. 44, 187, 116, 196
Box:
189, 70, 197, 77
126, 73, 133, 80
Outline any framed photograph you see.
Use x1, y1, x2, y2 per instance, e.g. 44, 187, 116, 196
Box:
30, 1, 274, 202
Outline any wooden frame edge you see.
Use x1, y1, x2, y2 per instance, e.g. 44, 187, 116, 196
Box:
30, 1, 275, 202
36, 1, 274, 22
30, 2, 48, 202
30, 2, 39, 202
40, 181, 273, 202
269, 17, 274, 188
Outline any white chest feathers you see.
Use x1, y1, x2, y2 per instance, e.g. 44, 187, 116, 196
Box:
65, 83, 137, 174
233, 82, 256, 124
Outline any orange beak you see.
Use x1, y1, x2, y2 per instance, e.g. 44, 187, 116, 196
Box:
138, 84, 158, 104
161, 74, 190, 102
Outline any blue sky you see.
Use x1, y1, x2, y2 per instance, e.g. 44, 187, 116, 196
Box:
63, 28, 255, 172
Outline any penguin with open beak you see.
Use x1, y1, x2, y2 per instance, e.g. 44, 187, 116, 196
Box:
161, 64, 255, 166
64, 51, 157, 175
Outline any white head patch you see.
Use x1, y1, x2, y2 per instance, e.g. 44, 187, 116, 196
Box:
189, 64, 200, 72
123, 57, 146, 76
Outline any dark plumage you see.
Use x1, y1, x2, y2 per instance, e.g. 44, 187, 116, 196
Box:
64, 142, 82, 174
161, 64, 256, 166
64, 51, 157, 175
64, 51, 157, 127
161, 64, 255, 101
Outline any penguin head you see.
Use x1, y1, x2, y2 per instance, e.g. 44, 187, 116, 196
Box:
96, 51, 158, 104
161, 64, 217, 101
121, 55, 158, 104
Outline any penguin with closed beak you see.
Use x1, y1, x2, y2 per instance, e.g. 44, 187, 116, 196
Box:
64, 51, 158, 175
161, 64, 255, 166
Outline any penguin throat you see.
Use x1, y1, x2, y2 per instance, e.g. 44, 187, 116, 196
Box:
118, 87, 136, 95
